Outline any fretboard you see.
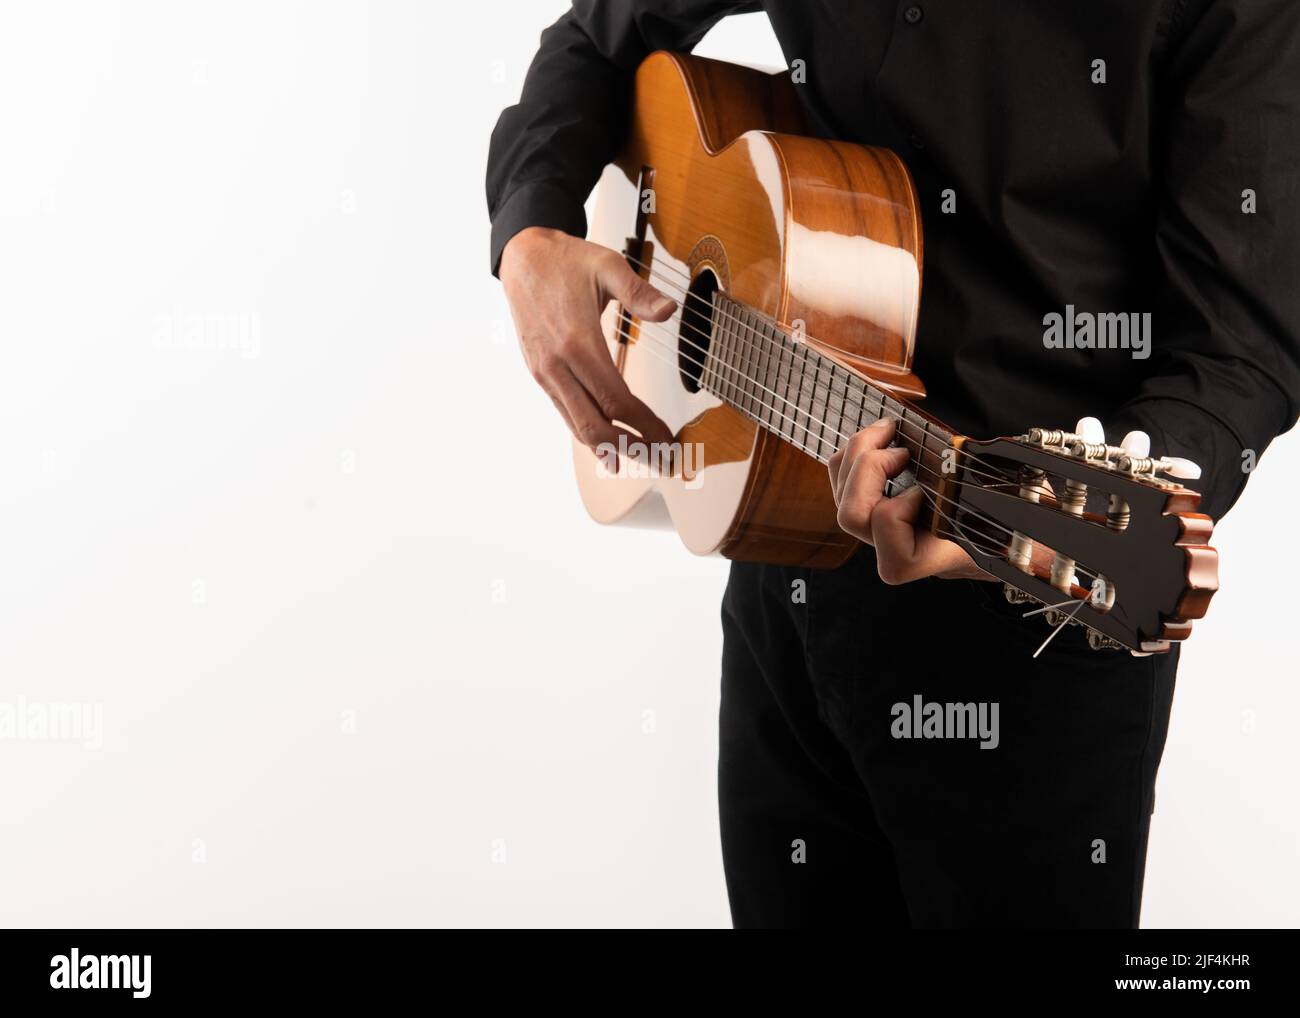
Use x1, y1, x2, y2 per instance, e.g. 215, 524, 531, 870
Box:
701, 292, 953, 503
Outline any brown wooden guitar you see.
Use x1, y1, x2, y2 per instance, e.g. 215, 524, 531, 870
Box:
575, 51, 1217, 655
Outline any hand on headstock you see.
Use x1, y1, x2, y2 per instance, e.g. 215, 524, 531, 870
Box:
949, 416, 1216, 655
828, 416, 992, 584
830, 412, 1216, 655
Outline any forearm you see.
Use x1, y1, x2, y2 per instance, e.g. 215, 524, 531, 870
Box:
485, 0, 758, 275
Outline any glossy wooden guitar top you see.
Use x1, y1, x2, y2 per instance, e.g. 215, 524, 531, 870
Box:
579, 50, 926, 567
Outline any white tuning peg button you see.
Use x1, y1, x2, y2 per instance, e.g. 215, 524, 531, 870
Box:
1075, 417, 1105, 444
1120, 430, 1150, 458
1162, 456, 1202, 480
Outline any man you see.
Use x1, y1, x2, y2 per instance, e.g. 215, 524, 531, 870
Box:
487, 1, 1299, 927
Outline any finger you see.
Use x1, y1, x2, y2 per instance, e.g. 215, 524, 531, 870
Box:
548, 362, 629, 456
567, 336, 676, 449
828, 417, 893, 502
598, 256, 677, 322
835, 444, 909, 543
541, 371, 619, 473
871, 487, 985, 583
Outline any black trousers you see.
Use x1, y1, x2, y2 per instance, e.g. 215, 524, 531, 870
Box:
718, 548, 1177, 929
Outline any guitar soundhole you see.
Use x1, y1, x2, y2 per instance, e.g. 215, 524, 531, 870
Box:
678, 268, 718, 393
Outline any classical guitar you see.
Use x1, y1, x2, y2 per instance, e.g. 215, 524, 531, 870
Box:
574, 51, 1217, 655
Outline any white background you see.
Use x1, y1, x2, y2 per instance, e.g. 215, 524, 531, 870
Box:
0, 1, 1294, 928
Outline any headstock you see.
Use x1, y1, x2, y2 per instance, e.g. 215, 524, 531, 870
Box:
940, 420, 1218, 654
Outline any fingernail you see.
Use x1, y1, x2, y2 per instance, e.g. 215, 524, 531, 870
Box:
652, 296, 676, 315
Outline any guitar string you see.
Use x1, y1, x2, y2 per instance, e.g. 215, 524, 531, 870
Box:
618, 250, 1025, 485
616, 313, 1076, 540
623, 250, 943, 446
598, 249, 1110, 620
624, 275, 1016, 486
623, 249, 912, 366
618, 315, 962, 489
614, 314, 1077, 553
608, 321, 1108, 609
588, 248, 1097, 584
619, 300, 1055, 501
607, 317, 1105, 591
618, 250, 1147, 548
622, 316, 1051, 510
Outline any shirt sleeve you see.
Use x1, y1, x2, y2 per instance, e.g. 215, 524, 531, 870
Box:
485, 0, 761, 276
1108, 0, 1300, 521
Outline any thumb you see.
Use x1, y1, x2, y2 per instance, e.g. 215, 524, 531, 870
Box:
601, 257, 677, 322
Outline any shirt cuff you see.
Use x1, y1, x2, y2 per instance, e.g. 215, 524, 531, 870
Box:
489, 180, 589, 277
1106, 396, 1248, 523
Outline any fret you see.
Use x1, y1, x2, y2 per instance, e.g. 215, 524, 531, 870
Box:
866, 383, 887, 423
722, 305, 739, 409
881, 393, 904, 429
715, 307, 727, 403
771, 328, 789, 438
761, 320, 780, 432
917, 417, 936, 502
718, 308, 733, 405
724, 311, 740, 408
881, 396, 907, 497
738, 311, 752, 415
850, 376, 868, 433
703, 301, 717, 394
901, 407, 928, 461
792, 345, 809, 452
709, 296, 726, 396
786, 334, 803, 445
750, 318, 765, 426
819, 358, 835, 454
782, 335, 799, 445
746, 311, 763, 420
748, 310, 764, 421
826, 364, 846, 454
746, 311, 763, 421
898, 406, 920, 459
738, 309, 754, 418
803, 346, 820, 456
841, 373, 858, 435
709, 303, 726, 400
818, 357, 835, 454
800, 353, 821, 460
818, 356, 836, 459
793, 343, 812, 454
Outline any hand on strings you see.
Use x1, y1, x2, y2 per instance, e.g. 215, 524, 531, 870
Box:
828, 417, 994, 583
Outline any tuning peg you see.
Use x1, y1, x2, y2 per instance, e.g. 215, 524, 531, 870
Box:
1161, 456, 1202, 480
1087, 630, 1124, 651
1075, 417, 1104, 444
1049, 422, 1099, 594
1120, 430, 1150, 458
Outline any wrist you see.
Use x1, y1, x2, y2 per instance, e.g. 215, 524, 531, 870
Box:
501, 226, 568, 279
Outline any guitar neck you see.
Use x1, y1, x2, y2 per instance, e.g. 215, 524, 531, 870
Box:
702, 292, 959, 530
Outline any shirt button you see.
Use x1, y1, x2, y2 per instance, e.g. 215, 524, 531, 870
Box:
904, 5, 923, 24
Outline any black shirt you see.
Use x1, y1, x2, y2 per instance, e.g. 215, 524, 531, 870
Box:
486, 0, 1300, 521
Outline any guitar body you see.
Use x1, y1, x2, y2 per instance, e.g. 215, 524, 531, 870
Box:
577, 51, 925, 567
